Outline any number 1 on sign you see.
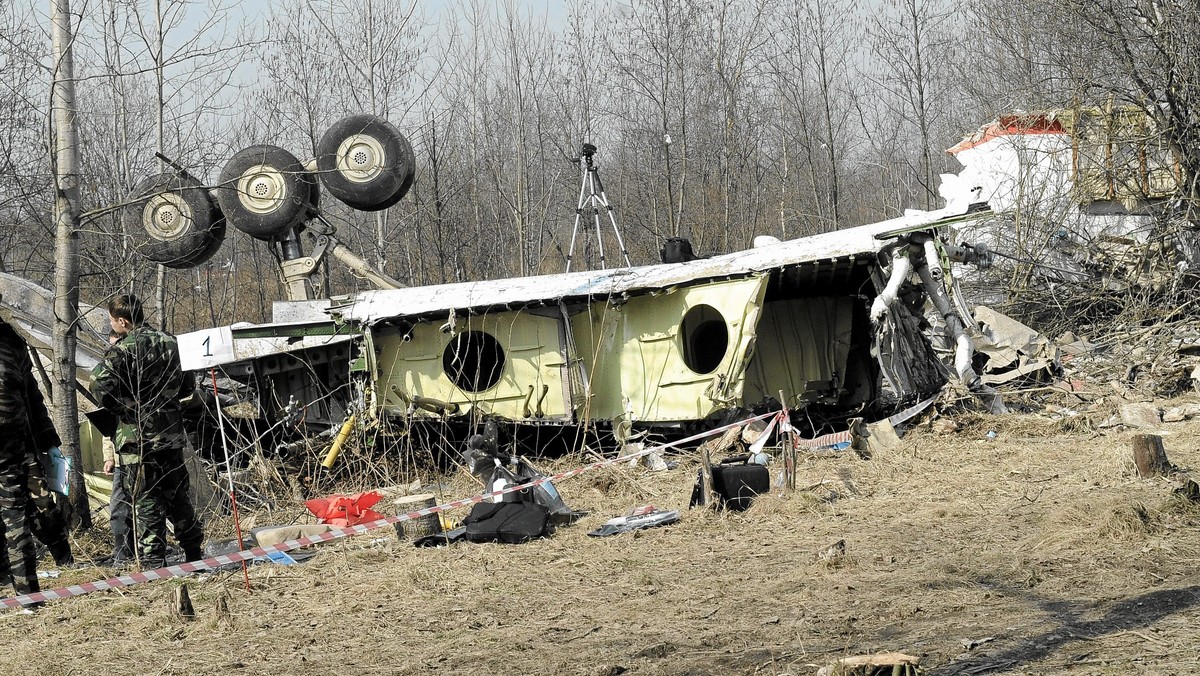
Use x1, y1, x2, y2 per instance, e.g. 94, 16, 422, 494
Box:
177, 326, 233, 371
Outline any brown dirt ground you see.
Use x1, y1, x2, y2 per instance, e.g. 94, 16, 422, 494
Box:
3, 400, 1200, 676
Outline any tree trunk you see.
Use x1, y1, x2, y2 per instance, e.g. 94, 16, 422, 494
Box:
1132, 434, 1171, 478
49, 0, 90, 529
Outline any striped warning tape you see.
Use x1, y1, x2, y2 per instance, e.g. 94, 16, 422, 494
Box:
779, 394, 940, 451
2, 410, 781, 609
792, 430, 853, 450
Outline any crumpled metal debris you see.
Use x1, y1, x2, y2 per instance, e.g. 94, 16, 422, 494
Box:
586, 507, 680, 537
972, 306, 1060, 385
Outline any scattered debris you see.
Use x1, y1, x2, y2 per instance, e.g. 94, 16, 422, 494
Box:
305, 492, 385, 528
1174, 478, 1200, 502
1120, 403, 1162, 428
959, 636, 995, 650
587, 507, 680, 537
251, 524, 333, 547
1162, 403, 1200, 422
815, 539, 847, 567
972, 306, 1060, 386
816, 651, 921, 676
629, 449, 673, 472
930, 418, 960, 434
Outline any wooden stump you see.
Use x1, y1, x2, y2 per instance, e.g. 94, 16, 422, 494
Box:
172, 583, 196, 621
214, 592, 233, 629
1132, 434, 1171, 478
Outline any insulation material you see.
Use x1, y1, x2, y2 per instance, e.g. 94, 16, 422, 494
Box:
870, 266, 949, 398
743, 297, 854, 408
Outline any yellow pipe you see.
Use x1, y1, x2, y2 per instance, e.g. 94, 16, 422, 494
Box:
321, 414, 357, 469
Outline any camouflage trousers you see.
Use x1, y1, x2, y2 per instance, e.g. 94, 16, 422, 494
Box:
0, 433, 40, 595
122, 440, 204, 567
0, 441, 74, 592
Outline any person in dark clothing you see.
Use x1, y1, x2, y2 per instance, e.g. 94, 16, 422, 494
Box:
95, 330, 135, 566
0, 320, 73, 598
91, 295, 204, 568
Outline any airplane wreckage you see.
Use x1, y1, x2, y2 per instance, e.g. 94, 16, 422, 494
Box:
0, 114, 1004, 509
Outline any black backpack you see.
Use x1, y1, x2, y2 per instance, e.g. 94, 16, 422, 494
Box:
463, 501, 550, 544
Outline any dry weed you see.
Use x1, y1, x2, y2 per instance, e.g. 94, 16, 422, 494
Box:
4, 405, 1200, 674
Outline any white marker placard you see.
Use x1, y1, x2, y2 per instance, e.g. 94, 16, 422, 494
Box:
178, 326, 235, 370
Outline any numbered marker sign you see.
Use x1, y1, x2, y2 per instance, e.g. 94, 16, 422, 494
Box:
178, 326, 235, 370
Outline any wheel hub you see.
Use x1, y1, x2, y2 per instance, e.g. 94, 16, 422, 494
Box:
237, 164, 289, 214
336, 134, 386, 183
142, 192, 192, 240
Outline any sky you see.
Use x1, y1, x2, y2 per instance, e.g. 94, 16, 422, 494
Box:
184, 0, 569, 37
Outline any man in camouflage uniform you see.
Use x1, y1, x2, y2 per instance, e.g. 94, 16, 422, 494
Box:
91, 295, 204, 568
0, 320, 73, 598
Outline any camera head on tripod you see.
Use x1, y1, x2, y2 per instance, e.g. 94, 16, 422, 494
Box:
572, 142, 598, 165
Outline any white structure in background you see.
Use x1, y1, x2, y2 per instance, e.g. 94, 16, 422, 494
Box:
935, 110, 1199, 293
943, 110, 1183, 248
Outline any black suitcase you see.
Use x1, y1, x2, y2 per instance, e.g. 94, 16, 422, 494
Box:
710, 463, 770, 511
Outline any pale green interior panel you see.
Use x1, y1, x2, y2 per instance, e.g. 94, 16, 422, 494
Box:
372, 311, 569, 421
566, 301, 625, 423
79, 419, 114, 510
572, 276, 768, 422
743, 297, 854, 407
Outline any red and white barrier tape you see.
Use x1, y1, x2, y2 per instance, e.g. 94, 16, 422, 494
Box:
2, 410, 780, 609
794, 430, 853, 450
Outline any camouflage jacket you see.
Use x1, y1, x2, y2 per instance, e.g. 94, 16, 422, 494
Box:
0, 322, 60, 449
91, 324, 194, 452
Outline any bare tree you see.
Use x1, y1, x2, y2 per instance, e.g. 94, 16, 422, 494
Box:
868, 0, 956, 210
606, 0, 703, 240
1062, 1, 1200, 209
769, 0, 861, 233
49, 0, 89, 527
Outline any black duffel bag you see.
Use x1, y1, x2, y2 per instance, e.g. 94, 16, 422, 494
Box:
463, 501, 550, 544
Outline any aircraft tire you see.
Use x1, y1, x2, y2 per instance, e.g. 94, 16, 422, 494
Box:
122, 172, 222, 269
217, 144, 313, 240
176, 216, 226, 268
316, 114, 414, 211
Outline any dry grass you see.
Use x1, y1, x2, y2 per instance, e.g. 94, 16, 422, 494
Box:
5, 402, 1200, 675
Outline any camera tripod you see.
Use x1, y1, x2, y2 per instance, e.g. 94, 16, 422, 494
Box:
566, 143, 631, 272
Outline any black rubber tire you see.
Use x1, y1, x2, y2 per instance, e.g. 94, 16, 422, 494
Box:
216, 144, 311, 240
176, 216, 226, 269
316, 114, 414, 211
121, 172, 219, 268
364, 131, 416, 211
304, 169, 321, 217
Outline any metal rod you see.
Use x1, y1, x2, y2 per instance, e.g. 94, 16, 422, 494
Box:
210, 367, 251, 592
589, 168, 607, 269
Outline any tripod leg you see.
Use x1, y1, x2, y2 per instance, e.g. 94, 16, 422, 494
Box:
589, 169, 607, 269
566, 163, 590, 272
591, 169, 632, 267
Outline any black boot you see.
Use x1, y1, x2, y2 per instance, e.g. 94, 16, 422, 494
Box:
50, 543, 76, 568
